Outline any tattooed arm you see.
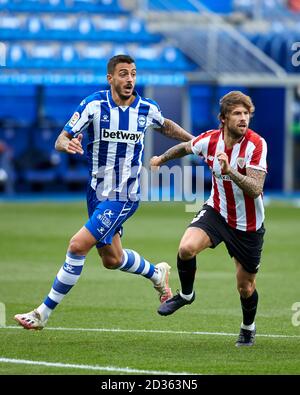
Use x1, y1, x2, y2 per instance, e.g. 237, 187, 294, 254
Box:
154, 118, 194, 142
217, 152, 266, 199
150, 141, 193, 167
230, 167, 266, 199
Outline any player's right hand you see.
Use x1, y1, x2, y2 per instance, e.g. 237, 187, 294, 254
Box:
150, 156, 161, 169
66, 133, 84, 155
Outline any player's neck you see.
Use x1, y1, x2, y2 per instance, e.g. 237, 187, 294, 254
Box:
223, 128, 244, 149
111, 91, 135, 107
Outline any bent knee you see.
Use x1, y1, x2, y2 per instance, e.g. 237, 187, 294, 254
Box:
238, 284, 255, 299
68, 237, 88, 256
178, 243, 197, 260
101, 255, 122, 269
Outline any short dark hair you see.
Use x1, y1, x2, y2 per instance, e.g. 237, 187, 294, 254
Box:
107, 54, 135, 74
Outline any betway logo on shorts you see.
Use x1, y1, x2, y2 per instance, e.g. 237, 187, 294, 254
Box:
101, 128, 142, 144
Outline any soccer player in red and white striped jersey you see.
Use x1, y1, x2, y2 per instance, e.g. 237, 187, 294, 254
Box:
151, 91, 267, 346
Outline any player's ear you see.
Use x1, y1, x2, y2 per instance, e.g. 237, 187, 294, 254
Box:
107, 73, 112, 85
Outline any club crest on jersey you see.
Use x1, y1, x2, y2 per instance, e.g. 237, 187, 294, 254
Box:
101, 128, 142, 144
237, 157, 246, 168
69, 112, 80, 127
137, 115, 147, 128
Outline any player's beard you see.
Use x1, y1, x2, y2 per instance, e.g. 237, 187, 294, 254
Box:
115, 83, 133, 101
227, 123, 248, 140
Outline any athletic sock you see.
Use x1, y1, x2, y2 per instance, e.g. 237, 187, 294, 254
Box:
240, 289, 258, 326
177, 254, 196, 295
118, 249, 160, 284
241, 322, 256, 331
37, 252, 85, 321
179, 291, 194, 301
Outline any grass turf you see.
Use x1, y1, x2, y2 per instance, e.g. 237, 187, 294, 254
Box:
0, 201, 299, 375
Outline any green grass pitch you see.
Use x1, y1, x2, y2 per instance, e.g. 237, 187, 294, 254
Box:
0, 200, 299, 375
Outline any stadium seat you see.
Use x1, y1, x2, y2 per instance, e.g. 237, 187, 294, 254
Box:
0, 0, 128, 14
0, 125, 30, 157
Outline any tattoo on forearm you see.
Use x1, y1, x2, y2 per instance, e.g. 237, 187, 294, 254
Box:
160, 142, 189, 163
228, 167, 266, 198
161, 119, 193, 142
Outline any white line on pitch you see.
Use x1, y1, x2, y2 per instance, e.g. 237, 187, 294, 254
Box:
0, 357, 194, 375
2, 325, 300, 338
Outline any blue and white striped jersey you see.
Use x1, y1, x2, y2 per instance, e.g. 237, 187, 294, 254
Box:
64, 89, 164, 201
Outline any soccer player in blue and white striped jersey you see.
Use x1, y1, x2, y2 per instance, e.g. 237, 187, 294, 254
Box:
14, 54, 193, 330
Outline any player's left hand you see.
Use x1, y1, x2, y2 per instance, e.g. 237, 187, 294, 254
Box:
216, 152, 231, 174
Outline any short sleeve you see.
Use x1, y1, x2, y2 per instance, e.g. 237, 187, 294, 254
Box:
246, 137, 268, 172
191, 134, 205, 156
64, 97, 94, 137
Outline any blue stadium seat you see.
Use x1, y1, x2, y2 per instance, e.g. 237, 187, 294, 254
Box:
6, 44, 28, 68
27, 43, 60, 68
0, 14, 25, 39
0, 0, 128, 14
0, 125, 30, 157
148, 0, 233, 13
0, 86, 37, 124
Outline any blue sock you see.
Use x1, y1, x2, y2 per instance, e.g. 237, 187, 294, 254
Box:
119, 249, 160, 284
37, 252, 85, 320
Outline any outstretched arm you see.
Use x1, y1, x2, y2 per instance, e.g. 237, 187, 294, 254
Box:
55, 130, 84, 155
217, 152, 266, 199
150, 141, 193, 167
155, 118, 194, 142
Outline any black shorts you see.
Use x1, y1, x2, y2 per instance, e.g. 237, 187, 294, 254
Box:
188, 204, 265, 274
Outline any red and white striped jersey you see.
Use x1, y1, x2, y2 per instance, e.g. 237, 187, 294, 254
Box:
191, 128, 267, 232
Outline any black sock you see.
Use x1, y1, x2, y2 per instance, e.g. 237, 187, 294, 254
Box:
177, 254, 196, 295
240, 289, 258, 326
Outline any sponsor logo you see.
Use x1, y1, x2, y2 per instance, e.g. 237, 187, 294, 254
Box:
64, 263, 76, 274
237, 157, 246, 168
101, 128, 142, 144
69, 112, 80, 127
97, 209, 114, 228
213, 171, 231, 181
220, 174, 231, 181
137, 115, 147, 128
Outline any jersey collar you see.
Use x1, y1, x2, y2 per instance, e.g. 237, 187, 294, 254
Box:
108, 90, 140, 109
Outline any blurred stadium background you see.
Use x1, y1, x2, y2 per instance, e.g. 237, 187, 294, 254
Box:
1, 0, 300, 376
0, 0, 299, 198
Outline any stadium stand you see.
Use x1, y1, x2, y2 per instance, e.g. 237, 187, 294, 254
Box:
0, 0, 128, 14
0, 0, 299, 193
0, 0, 196, 192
